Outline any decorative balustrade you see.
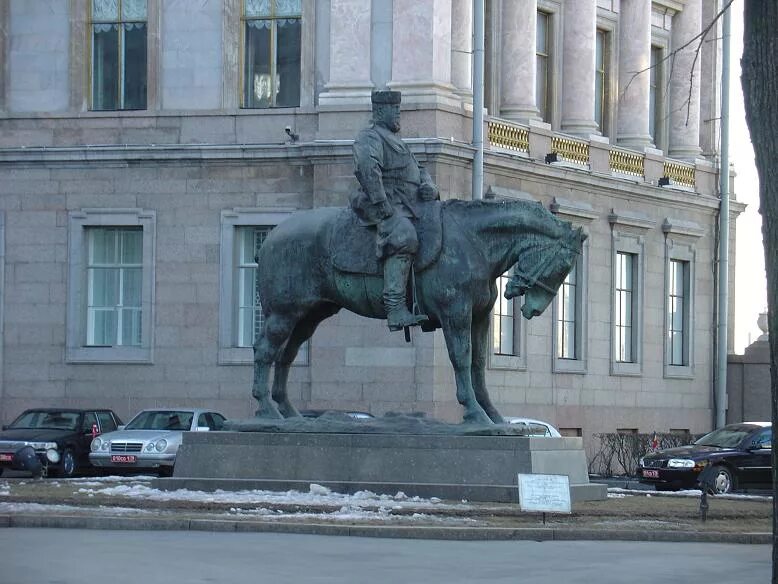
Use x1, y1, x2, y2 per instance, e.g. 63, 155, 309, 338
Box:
609, 148, 645, 177
487, 121, 529, 153
663, 160, 696, 188
551, 135, 590, 165
485, 117, 700, 192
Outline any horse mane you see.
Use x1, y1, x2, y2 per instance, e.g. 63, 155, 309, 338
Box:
442, 197, 567, 236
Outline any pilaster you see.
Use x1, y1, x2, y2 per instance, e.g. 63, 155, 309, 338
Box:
319, 0, 374, 105
616, 0, 652, 149
388, 0, 459, 107
499, 0, 539, 121
668, 0, 703, 160
561, 0, 598, 136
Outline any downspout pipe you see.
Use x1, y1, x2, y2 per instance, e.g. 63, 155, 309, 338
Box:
472, 0, 485, 200
716, 5, 731, 429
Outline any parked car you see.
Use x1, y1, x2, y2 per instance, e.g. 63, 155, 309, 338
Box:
89, 408, 226, 476
504, 417, 562, 437
636, 422, 772, 493
0, 408, 123, 478
300, 409, 375, 420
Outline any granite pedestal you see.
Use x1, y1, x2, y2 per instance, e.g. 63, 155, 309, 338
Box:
155, 429, 607, 503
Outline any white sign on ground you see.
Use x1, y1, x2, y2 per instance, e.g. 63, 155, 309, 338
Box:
517, 473, 571, 514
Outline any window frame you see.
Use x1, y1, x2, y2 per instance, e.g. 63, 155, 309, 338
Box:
610, 232, 645, 376
489, 269, 527, 371
535, 9, 551, 124
88, 0, 149, 111
663, 238, 696, 378
614, 251, 637, 363
218, 208, 309, 365
67, 208, 156, 364
549, 199, 594, 375
240, 0, 303, 109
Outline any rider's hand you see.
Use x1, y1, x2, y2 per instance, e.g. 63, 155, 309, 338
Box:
418, 182, 438, 201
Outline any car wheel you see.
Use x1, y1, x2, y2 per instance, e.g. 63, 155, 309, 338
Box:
709, 465, 734, 494
50, 449, 77, 479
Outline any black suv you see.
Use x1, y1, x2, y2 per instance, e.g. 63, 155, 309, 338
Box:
0, 408, 123, 478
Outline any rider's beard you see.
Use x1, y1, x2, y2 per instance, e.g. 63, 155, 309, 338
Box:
388, 119, 401, 133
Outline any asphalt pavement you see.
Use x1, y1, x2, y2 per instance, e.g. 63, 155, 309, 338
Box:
0, 528, 770, 584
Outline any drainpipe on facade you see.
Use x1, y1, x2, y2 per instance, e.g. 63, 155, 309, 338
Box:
472, 0, 485, 200
716, 6, 731, 429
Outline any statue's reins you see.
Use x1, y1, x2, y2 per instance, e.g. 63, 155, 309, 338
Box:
510, 234, 578, 296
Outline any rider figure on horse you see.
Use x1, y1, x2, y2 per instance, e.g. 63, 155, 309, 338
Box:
351, 90, 439, 331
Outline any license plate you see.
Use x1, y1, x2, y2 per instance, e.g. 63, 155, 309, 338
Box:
642, 469, 660, 479
110, 454, 137, 463
0, 453, 12, 462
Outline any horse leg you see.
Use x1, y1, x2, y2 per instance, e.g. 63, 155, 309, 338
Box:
252, 312, 298, 419
271, 304, 340, 418
471, 310, 505, 423
439, 314, 492, 424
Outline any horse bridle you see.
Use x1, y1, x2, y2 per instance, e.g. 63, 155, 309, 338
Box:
511, 237, 576, 296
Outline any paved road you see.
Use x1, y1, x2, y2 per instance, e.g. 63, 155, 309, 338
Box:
0, 528, 769, 584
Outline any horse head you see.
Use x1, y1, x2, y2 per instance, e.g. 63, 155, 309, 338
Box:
504, 223, 586, 319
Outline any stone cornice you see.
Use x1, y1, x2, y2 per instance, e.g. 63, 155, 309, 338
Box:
662, 217, 705, 238
608, 208, 657, 230
549, 197, 599, 222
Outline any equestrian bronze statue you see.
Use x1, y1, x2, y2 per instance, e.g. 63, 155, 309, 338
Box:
251, 91, 585, 425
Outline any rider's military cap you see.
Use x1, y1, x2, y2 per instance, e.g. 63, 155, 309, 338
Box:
371, 90, 401, 105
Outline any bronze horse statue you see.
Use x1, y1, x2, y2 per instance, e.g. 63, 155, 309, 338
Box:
251, 198, 586, 425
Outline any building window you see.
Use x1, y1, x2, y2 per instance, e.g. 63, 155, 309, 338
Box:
242, 0, 302, 108
219, 209, 308, 365
90, 0, 147, 111
614, 252, 637, 363
67, 209, 156, 363
493, 272, 518, 356
557, 261, 578, 359
595, 29, 609, 135
667, 259, 689, 366
536, 11, 551, 123
649, 45, 664, 148
609, 225, 646, 377
86, 228, 143, 347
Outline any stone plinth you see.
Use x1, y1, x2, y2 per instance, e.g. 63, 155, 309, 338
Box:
156, 428, 606, 503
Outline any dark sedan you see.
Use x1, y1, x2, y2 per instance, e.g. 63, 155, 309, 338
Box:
636, 422, 771, 493
0, 408, 123, 478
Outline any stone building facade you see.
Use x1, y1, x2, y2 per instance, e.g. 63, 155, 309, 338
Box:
0, 0, 743, 444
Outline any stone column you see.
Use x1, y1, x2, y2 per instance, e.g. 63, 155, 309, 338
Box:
318, 0, 374, 105
668, 0, 702, 160
699, 0, 719, 158
388, 0, 458, 106
499, 0, 538, 121
450, 0, 472, 100
561, 0, 598, 136
616, 0, 652, 149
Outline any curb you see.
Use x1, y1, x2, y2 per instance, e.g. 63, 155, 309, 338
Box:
0, 514, 770, 544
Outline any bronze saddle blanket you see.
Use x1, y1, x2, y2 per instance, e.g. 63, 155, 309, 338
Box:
330, 200, 443, 275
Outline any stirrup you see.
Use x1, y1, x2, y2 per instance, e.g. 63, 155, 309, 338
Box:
387, 311, 429, 332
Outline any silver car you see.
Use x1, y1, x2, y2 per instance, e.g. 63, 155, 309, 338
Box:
89, 408, 226, 476
504, 417, 562, 437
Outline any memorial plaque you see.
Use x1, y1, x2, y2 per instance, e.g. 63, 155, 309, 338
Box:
517, 473, 571, 514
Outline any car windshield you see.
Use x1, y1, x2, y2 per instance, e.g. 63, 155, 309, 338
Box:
125, 411, 194, 431
9, 410, 80, 431
694, 426, 756, 448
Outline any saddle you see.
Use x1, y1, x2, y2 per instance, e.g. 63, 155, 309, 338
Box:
330, 200, 443, 275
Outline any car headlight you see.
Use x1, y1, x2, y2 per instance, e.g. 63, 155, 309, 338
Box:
638, 457, 645, 467
30, 441, 57, 451
91, 437, 102, 452
667, 458, 695, 468
101, 440, 110, 451
144, 439, 168, 453
46, 449, 60, 463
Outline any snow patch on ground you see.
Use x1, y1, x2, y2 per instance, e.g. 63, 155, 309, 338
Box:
76, 482, 470, 511
0, 502, 158, 515
607, 487, 771, 502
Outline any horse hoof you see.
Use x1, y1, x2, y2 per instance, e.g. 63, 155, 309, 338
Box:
463, 410, 493, 425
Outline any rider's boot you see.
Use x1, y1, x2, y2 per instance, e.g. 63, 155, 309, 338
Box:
383, 253, 429, 331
